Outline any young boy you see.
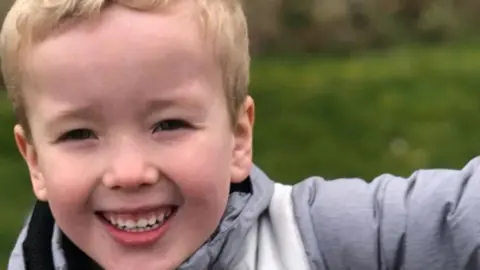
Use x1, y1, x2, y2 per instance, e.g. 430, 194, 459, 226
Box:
2, 0, 480, 269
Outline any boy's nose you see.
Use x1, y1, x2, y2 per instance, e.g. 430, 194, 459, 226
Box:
102, 139, 158, 190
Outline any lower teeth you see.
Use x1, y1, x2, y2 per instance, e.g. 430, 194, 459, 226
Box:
118, 222, 161, 232
110, 216, 170, 232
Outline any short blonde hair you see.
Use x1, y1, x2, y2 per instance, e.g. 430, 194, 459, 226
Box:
0, 0, 250, 138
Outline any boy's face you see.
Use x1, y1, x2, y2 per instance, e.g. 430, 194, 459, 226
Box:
15, 4, 254, 269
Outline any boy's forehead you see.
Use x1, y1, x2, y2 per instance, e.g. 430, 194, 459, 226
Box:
22, 3, 223, 116
25, 3, 218, 93
29, 4, 207, 64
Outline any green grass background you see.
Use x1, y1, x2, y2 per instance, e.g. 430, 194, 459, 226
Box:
2, 43, 480, 265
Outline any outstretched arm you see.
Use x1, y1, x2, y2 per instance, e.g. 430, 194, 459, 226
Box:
292, 157, 480, 270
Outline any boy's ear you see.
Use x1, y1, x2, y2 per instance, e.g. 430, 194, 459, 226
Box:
14, 125, 48, 201
231, 96, 255, 183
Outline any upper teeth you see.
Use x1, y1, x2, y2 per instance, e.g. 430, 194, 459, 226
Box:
104, 208, 173, 231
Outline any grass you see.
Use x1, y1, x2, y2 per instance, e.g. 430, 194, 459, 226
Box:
1, 43, 480, 265
252, 43, 480, 180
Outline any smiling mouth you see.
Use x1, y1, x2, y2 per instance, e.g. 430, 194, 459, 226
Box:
97, 206, 178, 233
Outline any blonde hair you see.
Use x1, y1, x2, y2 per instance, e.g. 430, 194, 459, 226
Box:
0, 0, 250, 137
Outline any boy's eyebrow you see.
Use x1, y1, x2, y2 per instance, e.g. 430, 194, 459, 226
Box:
144, 96, 205, 115
44, 103, 100, 130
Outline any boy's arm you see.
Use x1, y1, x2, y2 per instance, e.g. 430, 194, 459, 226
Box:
291, 157, 480, 270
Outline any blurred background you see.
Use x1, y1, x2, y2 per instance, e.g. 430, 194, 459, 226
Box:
1, 0, 480, 265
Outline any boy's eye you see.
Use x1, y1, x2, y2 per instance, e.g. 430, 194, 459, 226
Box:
57, 128, 97, 142
152, 119, 190, 133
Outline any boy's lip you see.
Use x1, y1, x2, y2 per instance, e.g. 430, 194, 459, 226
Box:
96, 205, 179, 247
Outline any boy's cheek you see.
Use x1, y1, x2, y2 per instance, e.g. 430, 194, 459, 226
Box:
37, 152, 99, 198
34, 126, 235, 196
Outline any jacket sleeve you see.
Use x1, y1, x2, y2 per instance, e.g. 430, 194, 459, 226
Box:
291, 157, 480, 270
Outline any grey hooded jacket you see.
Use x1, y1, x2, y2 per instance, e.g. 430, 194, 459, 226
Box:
8, 157, 480, 269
